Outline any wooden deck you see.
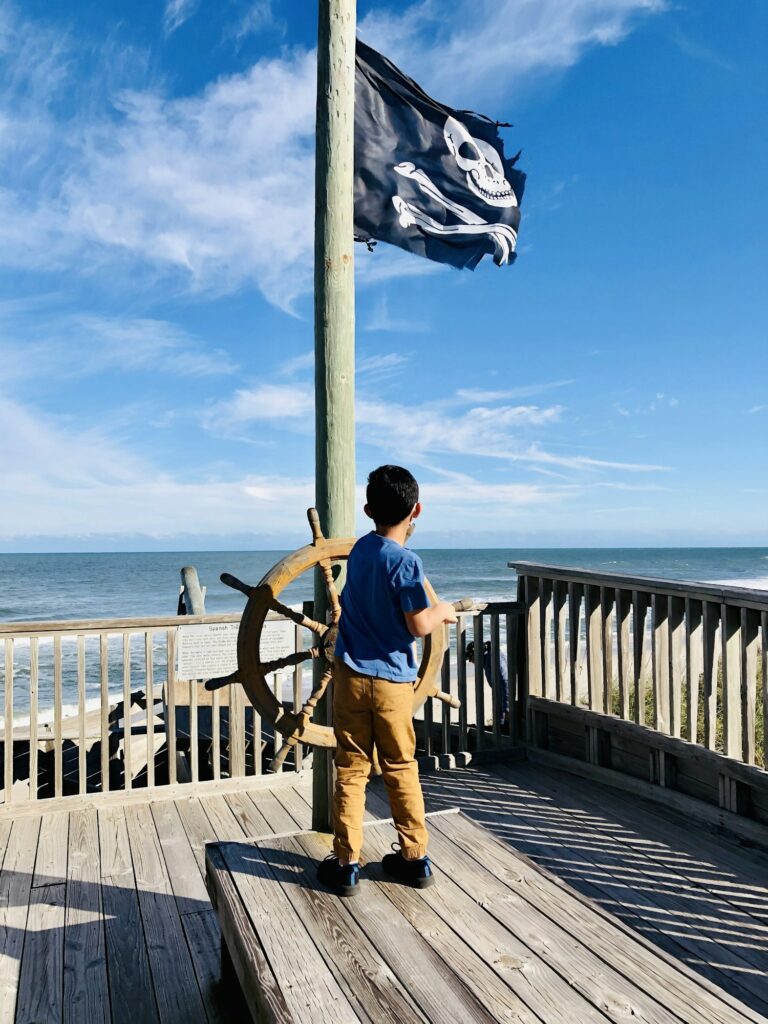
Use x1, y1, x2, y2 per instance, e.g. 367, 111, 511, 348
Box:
1, 762, 767, 1022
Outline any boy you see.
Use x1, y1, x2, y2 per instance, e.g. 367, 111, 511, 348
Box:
317, 465, 457, 897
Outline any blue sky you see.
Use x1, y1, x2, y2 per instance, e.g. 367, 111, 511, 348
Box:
0, 0, 765, 550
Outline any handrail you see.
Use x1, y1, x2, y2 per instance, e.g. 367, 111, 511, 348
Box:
510, 560, 768, 612
512, 562, 767, 789
0, 600, 525, 808
0, 612, 242, 636
0, 609, 306, 807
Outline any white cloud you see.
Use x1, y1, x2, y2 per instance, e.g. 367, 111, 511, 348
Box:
0, 312, 237, 382
204, 384, 314, 438
226, 2, 275, 42
455, 380, 574, 403
357, 352, 411, 385
0, 391, 570, 540
360, 0, 666, 103
363, 294, 429, 334
201, 370, 670, 475
163, 0, 199, 36
0, 2, 666, 310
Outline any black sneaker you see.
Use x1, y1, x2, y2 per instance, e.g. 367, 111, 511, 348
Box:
382, 844, 435, 889
317, 855, 360, 897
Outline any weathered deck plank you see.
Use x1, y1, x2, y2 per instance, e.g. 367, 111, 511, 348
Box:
219, 839, 360, 1023
63, 807, 110, 1024
0, 818, 41, 1024
124, 802, 208, 1022
258, 832, 427, 1024
98, 805, 160, 1024
364, 819, 639, 1024
15, 882, 66, 1024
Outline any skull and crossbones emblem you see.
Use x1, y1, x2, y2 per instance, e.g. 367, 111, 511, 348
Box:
392, 115, 519, 265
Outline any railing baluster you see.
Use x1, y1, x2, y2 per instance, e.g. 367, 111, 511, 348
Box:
504, 613, 515, 741
616, 589, 632, 720
490, 613, 501, 746
423, 668, 433, 759
54, 635, 63, 798
189, 676, 199, 783
166, 628, 177, 784
99, 635, 109, 793
76, 637, 85, 795
123, 634, 132, 791
631, 591, 648, 725
762, 611, 767, 769
3, 638, 13, 804
652, 594, 670, 734
456, 616, 468, 756
524, 576, 542, 700
212, 683, 221, 780
145, 632, 155, 788
668, 596, 685, 738
229, 676, 246, 778
741, 608, 759, 765
473, 614, 485, 750
553, 580, 567, 703
293, 624, 303, 773
30, 638, 39, 801
585, 585, 603, 712
702, 601, 720, 750
685, 598, 703, 744
721, 603, 742, 759
539, 578, 554, 699
600, 587, 614, 715
567, 582, 582, 706
441, 624, 451, 756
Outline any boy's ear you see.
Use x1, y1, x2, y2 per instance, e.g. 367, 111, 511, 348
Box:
411, 501, 422, 521
363, 503, 374, 521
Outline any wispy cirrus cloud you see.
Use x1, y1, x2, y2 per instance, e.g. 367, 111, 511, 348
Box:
0, 312, 237, 382
360, 0, 666, 103
201, 366, 667, 475
163, 0, 198, 36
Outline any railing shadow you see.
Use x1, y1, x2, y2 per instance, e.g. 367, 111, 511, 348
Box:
411, 764, 768, 1017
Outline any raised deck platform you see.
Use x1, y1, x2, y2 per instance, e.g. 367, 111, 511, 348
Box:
206, 807, 758, 1024
1, 762, 767, 1022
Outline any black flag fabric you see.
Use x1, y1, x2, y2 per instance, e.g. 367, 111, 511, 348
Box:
354, 39, 526, 270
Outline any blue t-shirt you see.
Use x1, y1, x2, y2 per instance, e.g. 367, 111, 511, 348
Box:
335, 532, 430, 682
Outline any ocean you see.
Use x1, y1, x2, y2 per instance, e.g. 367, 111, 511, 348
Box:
1, 547, 767, 623
1, 548, 767, 722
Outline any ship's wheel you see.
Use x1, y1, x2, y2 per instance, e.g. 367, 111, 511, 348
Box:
208, 508, 460, 771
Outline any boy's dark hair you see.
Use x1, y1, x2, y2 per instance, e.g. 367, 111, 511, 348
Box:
366, 465, 419, 527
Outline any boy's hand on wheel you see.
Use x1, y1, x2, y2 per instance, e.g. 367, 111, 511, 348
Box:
437, 601, 458, 625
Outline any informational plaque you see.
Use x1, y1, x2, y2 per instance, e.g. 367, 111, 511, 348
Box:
176, 619, 296, 680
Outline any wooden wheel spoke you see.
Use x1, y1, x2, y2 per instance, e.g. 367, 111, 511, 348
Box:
269, 598, 329, 636
300, 667, 333, 719
259, 649, 320, 675
320, 559, 342, 624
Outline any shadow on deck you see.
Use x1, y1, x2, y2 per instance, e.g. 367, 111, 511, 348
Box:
1, 761, 767, 1021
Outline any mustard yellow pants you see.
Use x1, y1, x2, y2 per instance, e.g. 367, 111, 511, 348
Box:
332, 661, 429, 864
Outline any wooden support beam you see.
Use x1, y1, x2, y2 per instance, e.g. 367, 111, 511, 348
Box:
312, 0, 357, 833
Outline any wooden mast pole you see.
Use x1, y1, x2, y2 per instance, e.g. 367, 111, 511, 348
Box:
312, 0, 357, 832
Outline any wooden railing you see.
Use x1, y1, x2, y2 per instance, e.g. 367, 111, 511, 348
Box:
416, 602, 524, 768
0, 599, 524, 808
0, 611, 307, 808
512, 561, 768, 819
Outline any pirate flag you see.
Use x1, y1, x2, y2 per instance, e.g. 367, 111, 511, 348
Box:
354, 39, 526, 270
